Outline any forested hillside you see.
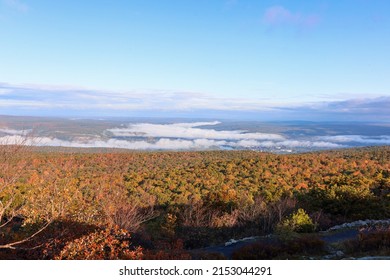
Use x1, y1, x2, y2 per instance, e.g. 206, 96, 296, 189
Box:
1, 146, 389, 259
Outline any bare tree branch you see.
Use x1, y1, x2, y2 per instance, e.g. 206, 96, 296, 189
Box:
0, 222, 51, 250
0, 133, 52, 250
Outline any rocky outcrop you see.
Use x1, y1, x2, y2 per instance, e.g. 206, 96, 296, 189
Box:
326, 219, 390, 232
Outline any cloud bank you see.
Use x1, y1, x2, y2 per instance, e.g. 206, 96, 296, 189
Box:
0, 122, 348, 151
276, 96, 390, 121
0, 135, 229, 150
318, 135, 390, 145
0, 134, 343, 151
0, 128, 31, 135
107, 122, 285, 141
0, 83, 389, 121
0, 83, 274, 113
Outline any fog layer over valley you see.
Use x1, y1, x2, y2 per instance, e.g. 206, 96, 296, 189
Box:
1, 116, 390, 152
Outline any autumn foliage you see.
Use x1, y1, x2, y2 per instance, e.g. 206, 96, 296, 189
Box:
1, 146, 390, 259
55, 226, 143, 260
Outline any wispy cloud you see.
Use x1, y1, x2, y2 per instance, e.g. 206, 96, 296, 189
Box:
0, 83, 277, 113
2, 0, 28, 12
263, 5, 320, 28
224, 0, 238, 9
323, 97, 390, 115
0, 83, 388, 121
0, 89, 12, 95
278, 96, 390, 121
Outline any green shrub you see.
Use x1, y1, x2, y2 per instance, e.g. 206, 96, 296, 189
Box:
277, 208, 316, 234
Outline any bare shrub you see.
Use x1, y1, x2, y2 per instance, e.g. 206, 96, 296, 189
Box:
237, 195, 268, 225
180, 200, 214, 228
110, 203, 157, 233
261, 197, 296, 232
211, 209, 240, 228
99, 185, 157, 233
180, 199, 240, 229
344, 226, 390, 256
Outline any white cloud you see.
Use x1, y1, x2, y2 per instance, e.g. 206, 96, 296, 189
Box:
237, 139, 343, 149
277, 140, 343, 148
232, 139, 261, 148
0, 99, 53, 108
0, 89, 12, 95
107, 122, 285, 141
318, 135, 390, 145
0, 128, 31, 135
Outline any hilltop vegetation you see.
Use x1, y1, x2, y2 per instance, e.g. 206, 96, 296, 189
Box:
1, 146, 389, 259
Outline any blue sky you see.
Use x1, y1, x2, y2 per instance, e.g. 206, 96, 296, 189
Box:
0, 0, 389, 120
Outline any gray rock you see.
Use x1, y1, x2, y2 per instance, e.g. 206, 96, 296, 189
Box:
335, 251, 344, 257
